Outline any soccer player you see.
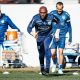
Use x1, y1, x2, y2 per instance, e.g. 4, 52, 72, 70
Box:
27, 6, 59, 75
0, 7, 21, 45
50, 2, 72, 74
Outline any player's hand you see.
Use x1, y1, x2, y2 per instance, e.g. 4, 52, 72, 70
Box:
55, 38, 59, 42
5, 32, 7, 35
30, 31, 38, 39
55, 29, 60, 41
55, 33, 59, 41
51, 33, 54, 38
68, 42, 71, 45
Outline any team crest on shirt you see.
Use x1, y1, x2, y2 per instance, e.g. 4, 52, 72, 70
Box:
62, 15, 65, 20
1, 20, 5, 23
48, 21, 51, 25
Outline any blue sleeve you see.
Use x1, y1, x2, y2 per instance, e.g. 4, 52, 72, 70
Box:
7, 16, 20, 32
50, 11, 60, 29
27, 17, 36, 34
67, 16, 72, 42
68, 22, 72, 42
52, 16, 60, 29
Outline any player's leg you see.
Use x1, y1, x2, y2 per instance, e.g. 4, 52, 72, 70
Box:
51, 49, 57, 72
50, 38, 58, 73
37, 41, 45, 74
44, 36, 52, 74
58, 48, 64, 74
58, 38, 65, 74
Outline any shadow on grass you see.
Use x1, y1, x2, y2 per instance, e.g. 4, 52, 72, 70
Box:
63, 70, 80, 73
43, 73, 72, 77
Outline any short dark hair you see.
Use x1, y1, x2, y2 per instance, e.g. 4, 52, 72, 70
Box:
56, 2, 63, 6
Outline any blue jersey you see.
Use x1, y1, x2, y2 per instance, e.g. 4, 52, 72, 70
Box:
50, 10, 72, 42
27, 14, 59, 37
0, 13, 20, 43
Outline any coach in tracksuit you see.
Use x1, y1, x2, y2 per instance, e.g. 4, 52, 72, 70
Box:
50, 2, 72, 74
0, 8, 21, 44
27, 6, 59, 75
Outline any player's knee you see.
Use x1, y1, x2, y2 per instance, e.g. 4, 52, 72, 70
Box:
59, 52, 63, 56
51, 53, 57, 59
58, 49, 63, 55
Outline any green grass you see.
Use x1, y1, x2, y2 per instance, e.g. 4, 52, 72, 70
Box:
0, 68, 80, 80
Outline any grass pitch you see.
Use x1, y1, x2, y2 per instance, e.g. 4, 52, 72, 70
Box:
0, 67, 80, 80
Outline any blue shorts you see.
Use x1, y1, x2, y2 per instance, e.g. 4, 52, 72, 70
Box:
50, 37, 65, 49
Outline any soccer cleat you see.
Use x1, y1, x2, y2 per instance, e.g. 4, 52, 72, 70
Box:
39, 68, 49, 76
39, 67, 44, 75
58, 69, 63, 74
43, 69, 49, 76
39, 72, 42, 75
51, 65, 57, 73
43, 72, 49, 76
39, 71, 49, 76
51, 67, 56, 73
39, 70, 45, 75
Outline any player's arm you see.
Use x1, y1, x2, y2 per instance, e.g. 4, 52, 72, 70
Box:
7, 16, 21, 32
52, 16, 60, 40
67, 14, 72, 43
7, 16, 26, 37
27, 17, 38, 38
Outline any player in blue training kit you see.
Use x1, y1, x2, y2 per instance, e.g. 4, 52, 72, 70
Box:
0, 8, 21, 45
50, 2, 72, 74
27, 6, 59, 75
